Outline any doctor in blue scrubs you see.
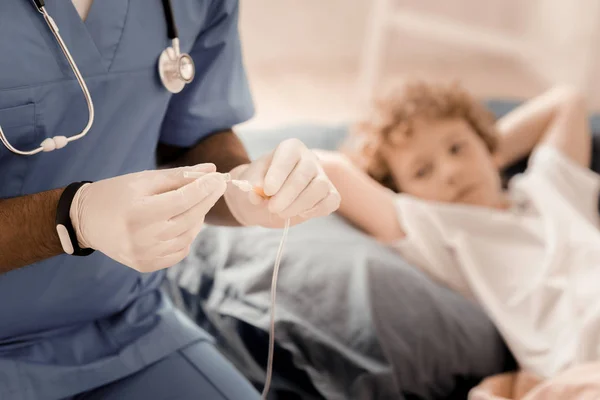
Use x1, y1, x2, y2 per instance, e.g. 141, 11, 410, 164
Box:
0, 1, 341, 399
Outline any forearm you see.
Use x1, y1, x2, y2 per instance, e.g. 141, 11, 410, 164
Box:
320, 157, 360, 221
156, 129, 251, 226
0, 188, 65, 273
494, 85, 583, 169
319, 152, 404, 242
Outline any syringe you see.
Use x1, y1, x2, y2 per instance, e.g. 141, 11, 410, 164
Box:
182, 171, 269, 199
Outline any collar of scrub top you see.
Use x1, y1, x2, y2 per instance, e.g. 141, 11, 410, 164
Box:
0, 0, 194, 156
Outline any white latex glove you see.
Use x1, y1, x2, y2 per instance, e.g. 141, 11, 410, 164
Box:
223, 138, 341, 228
70, 164, 227, 272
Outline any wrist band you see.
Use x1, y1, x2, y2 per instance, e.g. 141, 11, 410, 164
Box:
56, 181, 95, 256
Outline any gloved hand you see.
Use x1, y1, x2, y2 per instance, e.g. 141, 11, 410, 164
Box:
224, 138, 341, 228
69, 164, 227, 272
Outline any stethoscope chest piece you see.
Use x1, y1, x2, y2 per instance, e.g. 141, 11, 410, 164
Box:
158, 39, 195, 94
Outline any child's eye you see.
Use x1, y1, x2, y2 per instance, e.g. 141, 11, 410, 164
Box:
450, 142, 465, 154
414, 164, 432, 179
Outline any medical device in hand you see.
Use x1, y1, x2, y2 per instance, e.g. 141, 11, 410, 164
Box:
0, 0, 194, 156
183, 171, 271, 199
261, 217, 289, 399
183, 171, 289, 399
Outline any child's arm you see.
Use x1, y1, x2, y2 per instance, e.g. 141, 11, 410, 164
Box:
315, 150, 405, 243
493, 85, 591, 170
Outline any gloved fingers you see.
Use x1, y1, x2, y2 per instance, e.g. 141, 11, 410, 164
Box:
146, 172, 227, 220
267, 155, 319, 214
147, 163, 217, 195
157, 187, 220, 239
248, 190, 266, 206
237, 155, 270, 192
145, 244, 192, 272
299, 188, 341, 219
263, 139, 305, 196
276, 176, 331, 219
113, 242, 189, 273
171, 173, 226, 217
135, 219, 203, 265
153, 227, 201, 258
226, 163, 267, 206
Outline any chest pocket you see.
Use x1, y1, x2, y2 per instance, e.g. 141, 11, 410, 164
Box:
0, 2, 66, 90
0, 103, 43, 198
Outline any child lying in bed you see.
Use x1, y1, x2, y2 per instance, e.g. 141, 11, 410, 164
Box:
316, 80, 600, 381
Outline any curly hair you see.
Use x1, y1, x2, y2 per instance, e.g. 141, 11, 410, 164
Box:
341, 80, 499, 192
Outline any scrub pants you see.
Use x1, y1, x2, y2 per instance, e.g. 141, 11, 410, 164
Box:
67, 340, 261, 400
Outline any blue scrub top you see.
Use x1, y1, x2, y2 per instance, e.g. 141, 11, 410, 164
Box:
0, 1, 254, 399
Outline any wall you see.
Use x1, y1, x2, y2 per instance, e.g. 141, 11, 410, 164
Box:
523, 0, 600, 98
239, 0, 370, 70
238, 0, 527, 71
237, 0, 600, 126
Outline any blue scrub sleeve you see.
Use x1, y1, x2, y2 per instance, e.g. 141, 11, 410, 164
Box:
159, 0, 255, 147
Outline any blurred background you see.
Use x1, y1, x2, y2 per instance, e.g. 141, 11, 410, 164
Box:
237, 0, 600, 130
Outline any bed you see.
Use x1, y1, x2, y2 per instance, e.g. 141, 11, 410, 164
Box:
166, 100, 600, 400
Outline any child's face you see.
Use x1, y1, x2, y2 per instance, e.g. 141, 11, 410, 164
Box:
382, 117, 505, 208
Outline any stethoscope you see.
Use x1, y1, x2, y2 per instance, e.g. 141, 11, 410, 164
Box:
0, 0, 195, 156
